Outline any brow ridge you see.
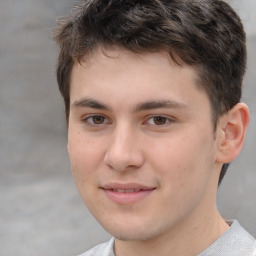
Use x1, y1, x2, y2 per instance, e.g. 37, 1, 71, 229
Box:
72, 98, 187, 112
72, 98, 110, 110
134, 100, 188, 112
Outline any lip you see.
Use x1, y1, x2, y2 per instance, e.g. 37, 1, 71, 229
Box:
100, 183, 156, 204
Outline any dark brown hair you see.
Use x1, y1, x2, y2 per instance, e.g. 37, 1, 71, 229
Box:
53, 0, 247, 185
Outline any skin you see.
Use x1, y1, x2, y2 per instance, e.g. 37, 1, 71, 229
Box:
67, 48, 249, 256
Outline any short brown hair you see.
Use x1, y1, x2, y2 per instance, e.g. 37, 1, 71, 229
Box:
53, 0, 247, 185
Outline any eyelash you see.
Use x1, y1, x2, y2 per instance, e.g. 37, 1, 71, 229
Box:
82, 115, 109, 126
82, 114, 174, 127
145, 115, 173, 126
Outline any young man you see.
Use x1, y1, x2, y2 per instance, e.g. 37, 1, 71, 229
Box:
54, 0, 256, 255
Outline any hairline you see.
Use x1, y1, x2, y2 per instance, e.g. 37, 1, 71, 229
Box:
66, 45, 221, 131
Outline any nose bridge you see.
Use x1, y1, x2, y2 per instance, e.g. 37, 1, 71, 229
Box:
104, 122, 144, 171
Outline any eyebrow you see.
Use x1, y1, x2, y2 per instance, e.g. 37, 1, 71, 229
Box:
71, 98, 111, 110
133, 100, 188, 112
71, 98, 188, 112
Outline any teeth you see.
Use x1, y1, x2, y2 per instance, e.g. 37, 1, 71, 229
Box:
125, 189, 136, 193
114, 189, 139, 193
116, 189, 125, 193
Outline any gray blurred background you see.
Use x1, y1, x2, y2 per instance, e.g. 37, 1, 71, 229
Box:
0, 1, 255, 255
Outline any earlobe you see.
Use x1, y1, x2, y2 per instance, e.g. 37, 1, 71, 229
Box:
215, 103, 250, 164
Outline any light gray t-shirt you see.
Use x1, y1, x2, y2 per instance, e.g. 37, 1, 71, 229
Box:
79, 220, 256, 256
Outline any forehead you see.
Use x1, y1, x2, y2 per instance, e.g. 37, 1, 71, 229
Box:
76, 47, 195, 76
70, 48, 209, 111
71, 48, 199, 85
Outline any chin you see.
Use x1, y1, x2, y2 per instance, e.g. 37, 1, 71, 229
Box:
109, 230, 155, 242
101, 220, 169, 242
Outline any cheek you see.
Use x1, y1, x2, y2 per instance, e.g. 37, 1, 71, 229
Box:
148, 131, 215, 188
149, 134, 193, 171
147, 134, 216, 217
68, 132, 103, 185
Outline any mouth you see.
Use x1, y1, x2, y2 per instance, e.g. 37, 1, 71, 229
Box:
107, 188, 147, 193
100, 183, 156, 204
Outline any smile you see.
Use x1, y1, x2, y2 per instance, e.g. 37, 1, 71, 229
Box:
111, 189, 141, 193
101, 183, 156, 204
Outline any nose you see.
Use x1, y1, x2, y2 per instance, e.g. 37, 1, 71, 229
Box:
103, 124, 145, 172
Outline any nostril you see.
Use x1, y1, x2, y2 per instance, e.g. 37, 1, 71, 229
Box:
103, 132, 145, 171
103, 149, 144, 172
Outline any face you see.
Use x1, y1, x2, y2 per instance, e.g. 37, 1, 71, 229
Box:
68, 48, 221, 241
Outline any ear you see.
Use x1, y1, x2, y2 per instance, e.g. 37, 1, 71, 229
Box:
215, 103, 250, 164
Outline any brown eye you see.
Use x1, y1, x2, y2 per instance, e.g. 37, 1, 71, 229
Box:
84, 115, 107, 125
153, 116, 168, 125
92, 115, 105, 124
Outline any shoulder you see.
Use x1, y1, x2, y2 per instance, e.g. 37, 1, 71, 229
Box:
78, 238, 115, 256
199, 220, 256, 256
